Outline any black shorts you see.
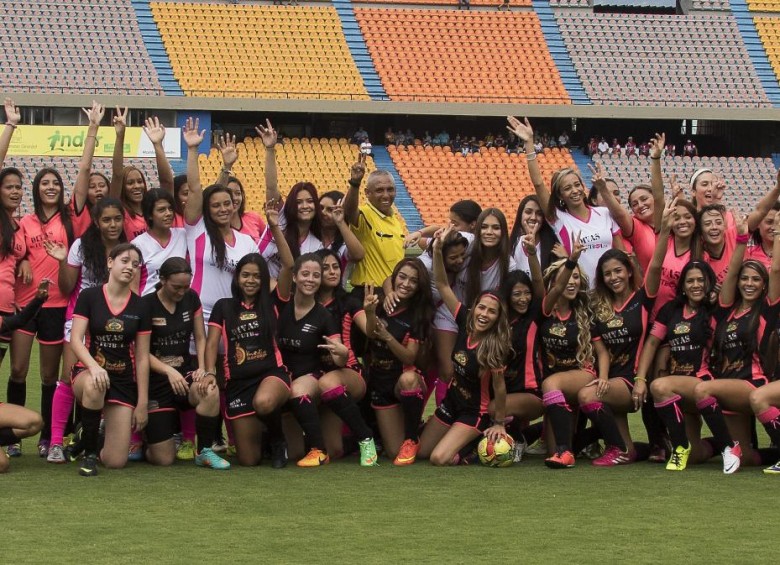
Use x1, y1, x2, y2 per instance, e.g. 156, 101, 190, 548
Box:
369, 371, 400, 409
434, 391, 490, 432
18, 306, 66, 344
145, 411, 180, 445
0, 310, 12, 345
71, 364, 137, 408
148, 370, 196, 413
224, 369, 291, 420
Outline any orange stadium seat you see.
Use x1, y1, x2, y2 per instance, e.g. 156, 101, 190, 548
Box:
354, 9, 569, 104
150, 3, 369, 100
389, 145, 577, 227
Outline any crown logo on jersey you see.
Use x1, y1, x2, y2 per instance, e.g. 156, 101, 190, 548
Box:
549, 323, 566, 337
106, 318, 124, 332
240, 311, 257, 321
606, 316, 624, 329
454, 351, 467, 367
673, 321, 691, 335
726, 322, 738, 333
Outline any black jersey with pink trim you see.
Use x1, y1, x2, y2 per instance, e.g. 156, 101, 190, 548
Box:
651, 301, 714, 377
275, 294, 341, 378
449, 304, 503, 414
145, 289, 201, 377
366, 305, 422, 377
208, 297, 284, 382
506, 301, 542, 392
591, 288, 655, 379
539, 310, 583, 377
321, 293, 362, 371
712, 297, 780, 383
73, 286, 151, 378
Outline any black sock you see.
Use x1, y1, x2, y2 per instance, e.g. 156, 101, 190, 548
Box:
523, 421, 543, 445
323, 389, 373, 441
290, 397, 325, 451
81, 407, 102, 456
572, 425, 602, 454
655, 397, 689, 449
397, 390, 424, 442
40, 383, 56, 441
758, 447, 780, 465
0, 427, 20, 446
698, 399, 733, 452
546, 403, 573, 453
6, 380, 26, 406
257, 409, 284, 444
642, 389, 667, 447
196, 414, 218, 453
583, 402, 626, 451
0, 344, 7, 365
457, 436, 482, 462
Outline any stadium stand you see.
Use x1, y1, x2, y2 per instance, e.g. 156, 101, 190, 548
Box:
388, 145, 577, 225
593, 154, 777, 213
358, 0, 531, 5
0, 0, 162, 95
747, 0, 780, 11
355, 9, 570, 103
555, 13, 771, 107
150, 3, 369, 99
755, 18, 780, 81
690, 0, 731, 9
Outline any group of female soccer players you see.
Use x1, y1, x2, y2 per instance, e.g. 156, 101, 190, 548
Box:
1, 99, 779, 477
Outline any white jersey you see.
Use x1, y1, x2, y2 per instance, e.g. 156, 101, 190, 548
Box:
65, 238, 103, 321
132, 228, 188, 296
258, 227, 323, 279
512, 240, 543, 279
185, 217, 259, 322
549, 206, 618, 289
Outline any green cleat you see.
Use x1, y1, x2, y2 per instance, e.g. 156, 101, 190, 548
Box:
176, 440, 195, 461
359, 438, 379, 467
666, 445, 691, 471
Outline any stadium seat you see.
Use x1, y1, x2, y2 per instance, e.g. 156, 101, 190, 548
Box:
755, 18, 780, 82
748, 0, 780, 11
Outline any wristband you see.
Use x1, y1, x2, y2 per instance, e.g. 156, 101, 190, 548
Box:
491, 418, 507, 426
735, 233, 749, 245
222, 168, 233, 175
204, 371, 216, 378
564, 258, 577, 270
5, 122, 17, 129
634, 376, 647, 382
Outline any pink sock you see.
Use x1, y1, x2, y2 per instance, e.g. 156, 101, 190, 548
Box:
130, 431, 143, 446
421, 368, 438, 406
435, 379, 449, 407
50, 381, 75, 446
179, 409, 196, 442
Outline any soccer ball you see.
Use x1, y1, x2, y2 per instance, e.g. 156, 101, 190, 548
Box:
477, 435, 515, 467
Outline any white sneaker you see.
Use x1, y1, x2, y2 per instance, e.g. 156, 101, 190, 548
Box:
525, 438, 547, 455
722, 442, 742, 475
512, 439, 527, 463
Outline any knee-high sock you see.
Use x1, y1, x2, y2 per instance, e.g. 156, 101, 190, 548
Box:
435, 379, 449, 407
196, 414, 218, 453
543, 390, 573, 453
421, 369, 437, 407
758, 407, 780, 447
81, 407, 102, 456
696, 396, 734, 452
655, 395, 689, 449
0, 427, 20, 446
39, 383, 56, 441
642, 388, 667, 447
50, 381, 75, 445
257, 408, 284, 443
290, 395, 325, 451
6, 380, 25, 406
180, 409, 196, 443
398, 388, 425, 442
130, 430, 143, 446
322, 385, 373, 441
581, 401, 626, 451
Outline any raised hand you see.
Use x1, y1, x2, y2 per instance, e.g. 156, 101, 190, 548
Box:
4, 97, 20, 126
649, 133, 665, 159
569, 231, 584, 262
182, 117, 205, 149
350, 153, 367, 185
661, 197, 678, 232
82, 101, 105, 126
330, 198, 346, 225
432, 225, 453, 252
506, 116, 533, 143
521, 233, 537, 256
43, 240, 67, 262
363, 284, 378, 314
113, 106, 128, 135
735, 212, 749, 237
587, 162, 607, 192
318, 336, 348, 360
669, 173, 684, 200
35, 279, 50, 301
143, 116, 166, 145
255, 119, 277, 149
216, 133, 237, 168
265, 199, 280, 227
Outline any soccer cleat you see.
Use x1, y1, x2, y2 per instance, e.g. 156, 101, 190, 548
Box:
525, 438, 548, 455
359, 438, 379, 467
297, 448, 329, 467
512, 439, 528, 463
227, 444, 237, 458
79, 454, 99, 477
127, 442, 144, 462
6, 443, 21, 457
176, 440, 195, 461
66, 424, 84, 462
578, 441, 604, 460
47, 444, 67, 464
195, 447, 231, 470
648, 445, 667, 463
393, 439, 420, 466
666, 445, 691, 471
763, 461, 780, 475
270, 440, 288, 469
592, 446, 636, 467
211, 439, 227, 454
722, 442, 742, 475
37, 440, 50, 458
544, 450, 575, 469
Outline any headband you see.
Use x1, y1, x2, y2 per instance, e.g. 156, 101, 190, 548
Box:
689, 168, 713, 188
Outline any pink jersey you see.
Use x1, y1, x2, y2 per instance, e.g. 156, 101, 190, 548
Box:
132, 228, 188, 296
69, 199, 91, 238
653, 235, 691, 320
173, 214, 185, 229
237, 211, 266, 243
624, 217, 657, 273
745, 242, 772, 270
704, 225, 737, 287
0, 225, 25, 313
15, 212, 70, 307
123, 209, 148, 241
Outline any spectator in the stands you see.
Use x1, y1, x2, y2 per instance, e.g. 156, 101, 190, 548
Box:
360, 137, 373, 157
534, 137, 544, 154
384, 127, 395, 145
423, 131, 432, 147
458, 0, 470, 9
451, 134, 462, 153
494, 133, 506, 149
558, 131, 570, 148
638, 141, 650, 157
484, 132, 495, 148
611, 138, 621, 156
624, 136, 637, 156
353, 126, 368, 144
598, 137, 609, 155
683, 139, 698, 157
664, 142, 676, 157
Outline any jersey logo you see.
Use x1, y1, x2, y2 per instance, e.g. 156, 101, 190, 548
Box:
673, 321, 691, 335
106, 318, 124, 332
606, 316, 624, 329
152, 317, 167, 326
182, 311, 191, 323
549, 323, 567, 337
235, 344, 247, 365
240, 311, 257, 321
726, 321, 738, 333
302, 324, 318, 334
453, 351, 468, 367
95, 350, 106, 368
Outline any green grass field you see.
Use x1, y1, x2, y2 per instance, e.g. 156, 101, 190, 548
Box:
3, 354, 775, 564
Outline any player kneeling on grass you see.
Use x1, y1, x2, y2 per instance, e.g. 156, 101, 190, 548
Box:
416, 227, 511, 466
0, 281, 50, 472
143, 258, 228, 470
69, 244, 151, 477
